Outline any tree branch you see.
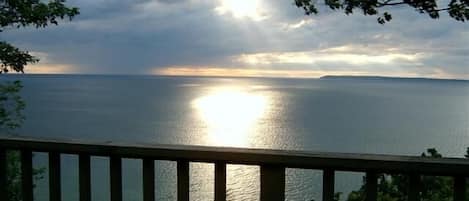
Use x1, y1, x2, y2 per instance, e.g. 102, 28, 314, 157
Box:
377, 1, 408, 7
434, 7, 450, 12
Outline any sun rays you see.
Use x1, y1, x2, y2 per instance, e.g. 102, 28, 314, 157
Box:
215, 0, 267, 21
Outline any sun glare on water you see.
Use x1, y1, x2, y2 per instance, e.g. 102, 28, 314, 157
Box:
193, 87, 268, 146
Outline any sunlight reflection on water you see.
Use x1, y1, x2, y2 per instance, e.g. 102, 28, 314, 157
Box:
190, 86, 271, 200
192, 86, 271, 147
21, 76, 468, 201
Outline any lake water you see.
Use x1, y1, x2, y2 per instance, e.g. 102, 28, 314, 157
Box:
2, 75, 469, 201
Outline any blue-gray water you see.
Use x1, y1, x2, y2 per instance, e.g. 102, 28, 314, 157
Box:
2, 75, 469, 201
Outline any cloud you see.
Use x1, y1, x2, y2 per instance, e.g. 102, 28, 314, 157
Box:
153, 66, 425, 78
232, 44, 425, 77
26, 64, 76, 74
0, 0, 467, 79
281, 19, 315, 30
215, 0, 269, 21
235, 49, 420, 66
23, 52, 77, 74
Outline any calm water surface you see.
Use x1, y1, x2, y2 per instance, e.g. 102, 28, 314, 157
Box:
2, 75, 469, 201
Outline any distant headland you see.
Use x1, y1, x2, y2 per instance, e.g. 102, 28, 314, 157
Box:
319, 75, 468, 82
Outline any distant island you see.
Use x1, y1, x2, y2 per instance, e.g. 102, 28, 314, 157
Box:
319, 75, 468, 82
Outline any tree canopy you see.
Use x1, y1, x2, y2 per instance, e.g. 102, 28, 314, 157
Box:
1, 1, 79, 200
0, 0, 78, 130
0, 0, 79, 73
294, 0, 469, 24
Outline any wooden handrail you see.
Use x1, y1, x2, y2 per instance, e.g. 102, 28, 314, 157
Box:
0, 136, 468, 175
0, 136, 468, 201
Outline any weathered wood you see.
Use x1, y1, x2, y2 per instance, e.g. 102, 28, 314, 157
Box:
408, 174, 420, 201
453, 176, 466, 201
49, 152, 62, 201
260, 165, 285, 201
177, 160, 189, 201
215, 162, 226, 201
323, 169, 335, 201
143, 158, 155, 201
0, 148, 6, 199
365, 172, 377, 201
110, 156, 122, 201
1, 136, 468, 176
21, 150, 34, 201
79, 154, 91, 201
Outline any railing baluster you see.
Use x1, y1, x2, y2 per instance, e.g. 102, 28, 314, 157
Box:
215, 162, 226, 201
453, 176, 466, 201
323, 169, 335, 201
21, 150, 34, 201
365, 172, 377, 201
49, 152, 61, 201
143, 158, 155, 201
177, 160, 189, 201
260, 165, 285, 201
408, 174, 421, 201
3, 137, 469, 201
110, 156, 123, 201
79, 154, 91, 201
0, 148, 6, 199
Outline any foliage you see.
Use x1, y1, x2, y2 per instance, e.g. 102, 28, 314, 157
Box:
0, 80, 24, 130
0, 1, 78, 201
293, 0, 469, 24
1, 0, 78, 131
344, 148, 469, 201
5, 151, 45, 201
0, 41, 38, 74
0, 0, 79, 73
0, 0, 79, 31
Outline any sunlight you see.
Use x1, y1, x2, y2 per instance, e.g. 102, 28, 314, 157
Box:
236, 50, 419, 65
215, 0, 267, 21
192, 87, 268, 146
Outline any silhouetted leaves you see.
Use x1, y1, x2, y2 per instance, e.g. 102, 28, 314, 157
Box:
0, 0, 79, 32
1, 3, 78, 199
0, 80, 24, 130
345, 148, 469, 201
294, 0, 469, 23
5, 151, 45, 201
0, 42, 38, 74
0, 0, 79, 73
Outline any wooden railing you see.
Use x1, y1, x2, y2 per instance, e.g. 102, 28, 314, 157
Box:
0, 136, 468, 201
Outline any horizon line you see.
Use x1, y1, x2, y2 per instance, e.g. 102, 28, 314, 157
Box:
3, 72, 468, 81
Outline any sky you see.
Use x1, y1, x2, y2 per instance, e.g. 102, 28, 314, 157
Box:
1, 0, 468, 79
